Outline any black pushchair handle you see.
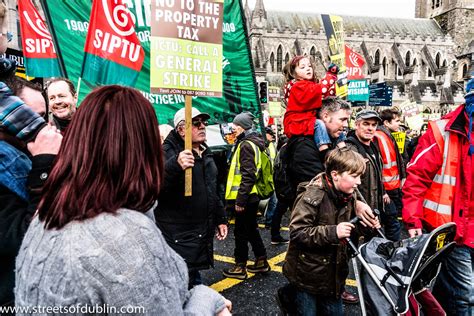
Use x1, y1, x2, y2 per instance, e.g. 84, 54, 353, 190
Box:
372, 209, 386, 240
346, 209, 386, 256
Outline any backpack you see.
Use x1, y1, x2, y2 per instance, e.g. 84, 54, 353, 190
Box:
273, 142, 296, 203
244, 141, 275, 200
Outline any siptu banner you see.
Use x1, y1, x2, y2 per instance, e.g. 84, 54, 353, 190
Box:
40, 0, 260, 126
321, 14, 348, 98
81, 0, 145, 86
18, 0, 62, 78
345, 44, 365, 80
150, 0, 223, 97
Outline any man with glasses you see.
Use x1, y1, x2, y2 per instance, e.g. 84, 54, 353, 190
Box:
155, 107, 228, 289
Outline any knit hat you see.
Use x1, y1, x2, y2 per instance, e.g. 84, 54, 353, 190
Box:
464, 78, 474, 154
233, 112, 255, 130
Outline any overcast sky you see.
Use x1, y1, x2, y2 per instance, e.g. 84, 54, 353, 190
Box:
246, 0, 417, 19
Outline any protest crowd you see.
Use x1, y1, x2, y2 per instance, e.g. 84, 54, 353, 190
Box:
0, 1, 473, 315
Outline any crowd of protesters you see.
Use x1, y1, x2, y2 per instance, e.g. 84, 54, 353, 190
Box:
0, 50, 472, 316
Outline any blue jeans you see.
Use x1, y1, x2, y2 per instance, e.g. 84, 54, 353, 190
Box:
264, 193, 278, 225
433, 245, 474, 316
380, 201, 401, 241
271, 199, 290, 239
314, 119, 331, 147
295, 289, 343, 316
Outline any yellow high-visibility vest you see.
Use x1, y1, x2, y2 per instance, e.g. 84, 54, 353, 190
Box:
225, 141, 260, 200
268, 142, 276, 162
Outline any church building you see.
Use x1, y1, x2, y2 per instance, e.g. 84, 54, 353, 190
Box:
246, 0, 473, 111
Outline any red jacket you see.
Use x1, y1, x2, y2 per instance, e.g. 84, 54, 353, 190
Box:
283, 80, 322, 138
402, 104, 473, 247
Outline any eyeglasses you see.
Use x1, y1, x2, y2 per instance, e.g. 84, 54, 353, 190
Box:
192, 119, 208, 127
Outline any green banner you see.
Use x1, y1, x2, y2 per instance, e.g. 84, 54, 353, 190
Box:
41, 0, 260, 126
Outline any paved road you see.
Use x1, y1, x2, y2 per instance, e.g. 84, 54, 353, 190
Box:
200, 212, 365, 315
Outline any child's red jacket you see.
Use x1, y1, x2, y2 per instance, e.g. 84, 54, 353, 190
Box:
283, 80, 322, 138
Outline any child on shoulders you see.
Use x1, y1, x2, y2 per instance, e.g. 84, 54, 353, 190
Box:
282, 55, 346, 150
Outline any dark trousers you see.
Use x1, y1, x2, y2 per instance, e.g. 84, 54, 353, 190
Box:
271, 199, 290, 239
234, 200, 267, 263
295, 288, 343, 316
386, 188, 403, 216
188, 269, 202, 289
380, 200, 401, 241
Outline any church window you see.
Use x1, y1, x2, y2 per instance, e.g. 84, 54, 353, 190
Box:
374, 49, 380, 65
428, 68, 433, 77
413, 58, 417, 66
255, 47, 260, 68
462, 64, 468, 78
405, 51, 411, 67
316, 51, 322, 62
310, 47, 316, 61
277, 45, 283, 71
435, 52, 441, 68
285, 53, 290, 65
382, 57, 387, 76
442, 59, 447, 68
270, 53, 275, 72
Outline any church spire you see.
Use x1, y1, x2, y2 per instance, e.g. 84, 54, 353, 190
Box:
252, 0, 267, 22
244, 0, 251, 25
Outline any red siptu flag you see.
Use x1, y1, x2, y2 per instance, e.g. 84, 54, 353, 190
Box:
345, 45, 365, 79
81, 0, 144, 86
18, 0, 61, 78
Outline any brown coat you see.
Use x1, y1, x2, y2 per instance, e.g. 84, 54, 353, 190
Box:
283, 173, 357, 297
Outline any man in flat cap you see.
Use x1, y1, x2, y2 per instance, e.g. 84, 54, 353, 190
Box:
347, 110, 400, 241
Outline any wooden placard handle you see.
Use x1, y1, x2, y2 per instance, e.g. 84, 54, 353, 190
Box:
184, 96, 193, 197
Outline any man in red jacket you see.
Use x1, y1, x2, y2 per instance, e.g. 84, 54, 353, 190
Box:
402, 79, 474, 315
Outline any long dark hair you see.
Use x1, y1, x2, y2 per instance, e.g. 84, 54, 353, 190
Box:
38, 85, 164, 229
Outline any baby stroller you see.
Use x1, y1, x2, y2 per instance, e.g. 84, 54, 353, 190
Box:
347, 218, 457, 315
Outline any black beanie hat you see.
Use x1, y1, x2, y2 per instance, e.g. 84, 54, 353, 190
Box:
233, 112, 255, 130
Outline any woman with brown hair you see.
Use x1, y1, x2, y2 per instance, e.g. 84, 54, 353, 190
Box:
14, 85, 231, 315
